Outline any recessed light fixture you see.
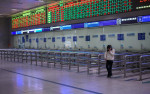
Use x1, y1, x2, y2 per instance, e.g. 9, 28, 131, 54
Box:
11, 9, 18, 11
35, 0, 44, 2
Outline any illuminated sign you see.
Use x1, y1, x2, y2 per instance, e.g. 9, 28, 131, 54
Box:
22, 30, 28, 34
50, 26, 60, 31
12, 6, 46, 29
138, 15, 150, 22
99, 20, 117, 26
42, 28, 50, 32
132, 0, 150, 10
16, 31, 22, 34
84, 22, 99, 28
28, 29, 34, 33
60, 25, 72, 30
12, 0, 150, 29
72, 23, 84, 29
11, 32, 16, 35
34, 28, 42, 32
120, 17, 138, 24
47, 0, 132, 24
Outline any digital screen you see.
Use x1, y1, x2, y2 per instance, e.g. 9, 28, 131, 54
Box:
12, 0, 150, 30
132, 0, 150, 10
47, 0, 132, 24
12, 6, 46, 29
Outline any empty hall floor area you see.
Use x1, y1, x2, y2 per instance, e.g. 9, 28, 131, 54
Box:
0, 60, 150, 94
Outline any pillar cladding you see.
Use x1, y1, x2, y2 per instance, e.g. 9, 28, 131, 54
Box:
0, 17, 11, 48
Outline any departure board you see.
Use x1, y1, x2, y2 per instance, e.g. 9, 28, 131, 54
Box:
47, 0, 132, 23
132, 0, 150, 10
12, 0, 150, 29
12, 6, 46, 29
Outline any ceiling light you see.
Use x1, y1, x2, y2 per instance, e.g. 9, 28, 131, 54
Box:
11, 9, 18, 11
35, 0, 44, 2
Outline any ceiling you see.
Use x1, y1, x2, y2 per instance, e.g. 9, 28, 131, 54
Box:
0, 0, 60, 17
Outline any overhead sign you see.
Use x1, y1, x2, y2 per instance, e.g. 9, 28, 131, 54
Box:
118, 17, 138, 24
138, 15, 150, 22
99, 20, 117, 26
50, 26, 60, 31
11, 32, 16, 35
42, 28, 50, 32
60, 25, 72, 30
72, 23, 84, 29
132, 0, 150, 10
34, 28, 42, 33
16, 31, 22, 34
84, 22, 99, 28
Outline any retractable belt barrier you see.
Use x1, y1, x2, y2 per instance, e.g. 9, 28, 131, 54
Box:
0, 49, 150, 81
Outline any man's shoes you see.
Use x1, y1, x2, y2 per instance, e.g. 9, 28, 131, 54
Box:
107, 75, 112, 78
107, 75, 111, 78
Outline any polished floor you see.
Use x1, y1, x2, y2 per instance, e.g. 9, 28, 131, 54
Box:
0, 60, 150, 94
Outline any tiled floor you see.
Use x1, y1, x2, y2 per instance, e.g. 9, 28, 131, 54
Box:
0, 60, 150, 94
